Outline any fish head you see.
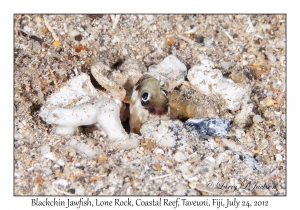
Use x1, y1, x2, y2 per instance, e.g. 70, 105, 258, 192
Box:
134, 75, 169, 115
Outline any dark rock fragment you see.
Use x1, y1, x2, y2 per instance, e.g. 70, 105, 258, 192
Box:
185, 117, 230, 137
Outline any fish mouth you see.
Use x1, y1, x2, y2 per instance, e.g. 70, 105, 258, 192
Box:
147, 105, 168, 115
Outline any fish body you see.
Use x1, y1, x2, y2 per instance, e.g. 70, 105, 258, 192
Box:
130, 75, 169, 134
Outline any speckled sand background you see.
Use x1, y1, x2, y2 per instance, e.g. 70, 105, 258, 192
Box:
14, 14, 286, 196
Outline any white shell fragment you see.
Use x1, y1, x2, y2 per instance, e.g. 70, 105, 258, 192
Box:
67, 139, 97, 158
42, 152, 57, 161
91, 62, 126, 101
52, 179, 68, 188
234, 103, 254, 127
69, 29, 81, 37
187, 62, 251, 111
220, 61, 232, 70
253, 115, 263, 124
173, 151, 187, 162
112, 136, 140, 150
148, 55, 187, 91
243, 154, 261, 171
91, 59, 147, 103
52, 179, 72, 195
140, 119, 187, 148
40, 145, 50, 154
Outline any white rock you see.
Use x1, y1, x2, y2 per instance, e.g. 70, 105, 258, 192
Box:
253, 115, 263, 124
39, 73, 100, 109
75, 186, 85, 195
160, 183, 168, 191
39, 74, 129, 142
68, 140, 97, 158
204, 156, 215, 164
220, 61, 232, 70
145, 15, 153, 21
43, 152, 57, 161
208, 138, 218, 149
267, 53, 276, 63
40, 145, 50, 155
154, 148, 164, 155
69, 139, 78, 147
42, 103, 99, 135
204, 38, 213, 46
261, 24, 271, 32
126, 187, 133, 195
69, 29, 81, 37
173, 151, 187, 162
148, 55, 187, 91
96, 98, 129, 142
76, 143, 97, 158
141, 120, 186, 148
231, 128, 245, 139
243, 154, 261, 171
276, 145, 283, 151
34, 16, 42, 24
21, 120, 27, 126
188, 64, 251, 111
52, 179, 68, 188
222, 139, 243, 152
112, 138, 140, 150
280, 56, 286, 67
233, 103, 253, 127
111, 35, 120, 44
275, 154, 282, 162
95, 181, 104, 191
23, 25, 31, 32
216, 152, 229, 165
122, 48, 128, 55
178, 162, 191, 174
57, 158, 65, 166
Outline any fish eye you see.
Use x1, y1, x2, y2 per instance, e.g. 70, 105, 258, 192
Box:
141, 91, 150, 102
162, 89, 168, 98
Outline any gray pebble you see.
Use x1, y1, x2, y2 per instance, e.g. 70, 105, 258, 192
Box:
185, 117, 230, 137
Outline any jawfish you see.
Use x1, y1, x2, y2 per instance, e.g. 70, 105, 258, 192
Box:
129, 75, 169, 134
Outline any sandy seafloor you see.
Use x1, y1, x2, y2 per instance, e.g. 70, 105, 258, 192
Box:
13, 14, 286, 196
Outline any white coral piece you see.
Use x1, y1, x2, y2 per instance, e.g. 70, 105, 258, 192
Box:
148, 55, 187, 91
187, 62, 251, 111
140, 119, 187, 148
39, 73, 129, 142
